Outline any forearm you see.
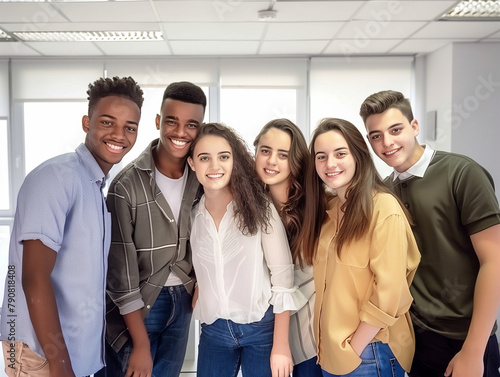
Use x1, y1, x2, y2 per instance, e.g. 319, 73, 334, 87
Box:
462, 261, 500, 354
124, 310, 150, 349
272, 311, 291, 351
23, 275, 74, 376
349, 321, 381, 356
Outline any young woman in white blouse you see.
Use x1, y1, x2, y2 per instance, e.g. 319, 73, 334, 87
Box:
187, 123, 304, 377
253, 119, 322, 377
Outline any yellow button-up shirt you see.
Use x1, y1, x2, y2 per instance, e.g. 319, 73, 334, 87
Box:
314, 193, 420, 375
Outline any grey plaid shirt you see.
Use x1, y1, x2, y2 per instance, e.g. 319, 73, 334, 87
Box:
104, 139, 200, 352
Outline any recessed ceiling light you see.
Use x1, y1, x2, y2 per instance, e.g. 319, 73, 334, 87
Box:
0, 30, 14, 41
442, 0, 500, 20
258, 9, 278, 21
13, 31, 163, 42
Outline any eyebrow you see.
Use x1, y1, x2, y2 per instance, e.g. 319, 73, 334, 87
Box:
259, 144, 289, 153
367, 122, 403, 137
100, 114, 138, 126
196, 151, 232, 158
315, 146, 347, 156
165, 115, 200, 124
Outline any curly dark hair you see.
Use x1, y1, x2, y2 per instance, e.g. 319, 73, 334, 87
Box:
87, 76, 144, 117
162, 81, 207, 112
190, 123, 270, 236
253, 119, 309, 266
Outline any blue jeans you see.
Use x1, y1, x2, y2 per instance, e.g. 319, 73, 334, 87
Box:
321, 342, 405, 377
197, 306, 275, 377
97, 285, 193, 377
294, 356, 323, 377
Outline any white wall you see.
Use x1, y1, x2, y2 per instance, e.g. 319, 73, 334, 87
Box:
450, 42, 500, 203
0, 60, 8, 118
424, 41, 500, 343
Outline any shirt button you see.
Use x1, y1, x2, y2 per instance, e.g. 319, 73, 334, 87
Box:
146, 305, 151, 309
405, 203, 410, 209
402, 183, 407, 188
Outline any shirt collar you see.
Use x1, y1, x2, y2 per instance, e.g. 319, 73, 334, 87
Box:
76, 143, 108, 186
393, 144, 435, 181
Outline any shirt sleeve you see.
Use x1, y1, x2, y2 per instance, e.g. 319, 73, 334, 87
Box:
262, 203, 307, 314
106, 179, 145, 315
359, 212, 417, 329
16, 164, 73, 253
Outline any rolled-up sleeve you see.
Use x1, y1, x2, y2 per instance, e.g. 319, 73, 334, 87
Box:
262, 204, 307, 313
359, 214, 414, 329
106, 180, 145, 315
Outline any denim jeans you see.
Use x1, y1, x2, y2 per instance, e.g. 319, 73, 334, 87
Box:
197, 306, 274, 377
293, 356, 323, 377
321, 342, 405, 377
96, 285, 192, 377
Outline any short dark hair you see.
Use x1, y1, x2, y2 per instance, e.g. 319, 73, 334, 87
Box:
87, 76, 144, 117
359, 90, 413, 124
162, 81, 207, 112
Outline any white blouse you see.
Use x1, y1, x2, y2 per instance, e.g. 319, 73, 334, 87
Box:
190, 196, 305, 325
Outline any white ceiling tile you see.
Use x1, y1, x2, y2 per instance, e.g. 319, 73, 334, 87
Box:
163, 23, 265, 40
389, 39, 456, 54
94, 41, 171, 56
337, 20, 427, 39
412, 21, 500, 39
170, 40, 260, 55
259, 40, 329, 54
2, 23, 161, 32
0, 42, 41, 56
274, 1, 364, 21
323, 38, 402, 55
154, 1, 268, 22
54, 2, 157, 22
0, 3, 68, 23
265, 22, 343, 40
25, 41, 104, 56
354, 1, 456, 21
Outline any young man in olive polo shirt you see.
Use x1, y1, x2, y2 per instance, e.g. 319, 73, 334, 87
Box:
360, 90, 500, 377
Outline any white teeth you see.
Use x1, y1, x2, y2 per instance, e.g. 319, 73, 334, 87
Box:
265, 169, 278, 175
106, 143, 123, 150
207, 174, 223, 179
171, 139, 187, 146
384, 149, 398, 156
326, 172, 341, 177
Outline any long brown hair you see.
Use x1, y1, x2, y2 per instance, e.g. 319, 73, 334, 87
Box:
301, 118, 408, 263
254, 119, 309, 266
190, 122, 270, 235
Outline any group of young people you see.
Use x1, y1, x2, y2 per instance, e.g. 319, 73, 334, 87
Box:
0, 77, 499, 377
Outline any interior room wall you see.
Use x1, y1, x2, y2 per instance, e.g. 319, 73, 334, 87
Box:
424, 41, 500, 344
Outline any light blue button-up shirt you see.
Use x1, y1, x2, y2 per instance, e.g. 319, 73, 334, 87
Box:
0, 143, 110, 376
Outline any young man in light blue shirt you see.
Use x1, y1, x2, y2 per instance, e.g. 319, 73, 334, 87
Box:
0, 76, 144, 377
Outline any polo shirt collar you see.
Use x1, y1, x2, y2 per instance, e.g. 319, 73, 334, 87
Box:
393, 144, 436, 181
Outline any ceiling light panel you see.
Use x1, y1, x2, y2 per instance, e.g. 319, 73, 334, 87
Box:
13, 31, 163, 42
443, 0, 500, 19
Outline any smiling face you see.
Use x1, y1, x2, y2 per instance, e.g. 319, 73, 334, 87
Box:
314, 130, 356, 201
365, 107, 422, 172
155, 98, 205, 163
82, 95, 140, 175
254, 128, 292, 190
188, 135, 233, 197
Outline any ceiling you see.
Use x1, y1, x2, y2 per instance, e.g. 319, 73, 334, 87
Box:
0, 0, 500, 58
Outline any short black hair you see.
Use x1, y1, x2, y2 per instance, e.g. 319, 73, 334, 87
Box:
162, 81, 207, 112
87, 76, 144, 117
